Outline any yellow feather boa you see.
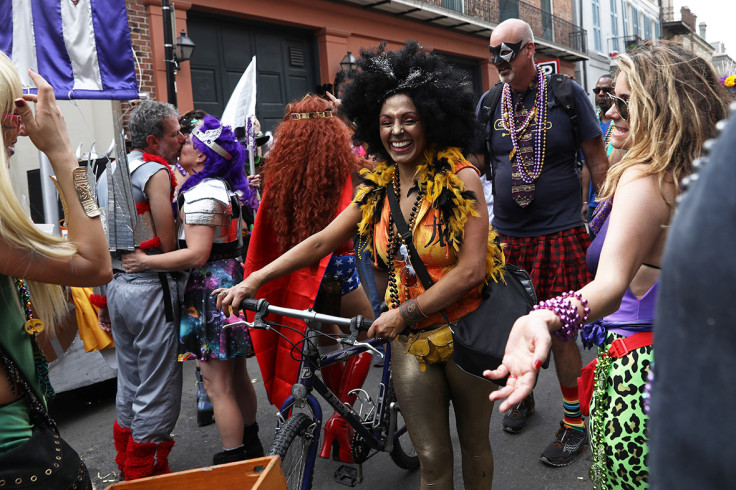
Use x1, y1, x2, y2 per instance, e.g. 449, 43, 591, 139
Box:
353, 146, 506, 286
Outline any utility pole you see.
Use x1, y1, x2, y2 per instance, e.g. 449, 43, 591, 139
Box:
162, 0, 177, 106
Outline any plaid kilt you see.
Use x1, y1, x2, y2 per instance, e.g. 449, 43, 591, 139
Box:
499, 226, 593, 301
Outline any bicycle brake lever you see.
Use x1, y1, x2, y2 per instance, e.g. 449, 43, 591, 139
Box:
221, 320, 254, 329
222, 319, 269, 330
344, 339, 383, 359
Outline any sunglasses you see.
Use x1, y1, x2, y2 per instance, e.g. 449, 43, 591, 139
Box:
395, 243, 418, 288
607, 93, 630, 121
592, 87, 613, 95
1, 114, 21, 130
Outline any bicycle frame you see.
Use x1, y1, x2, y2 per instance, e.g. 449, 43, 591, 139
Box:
275, 332, 398, 485
235, 298, 411, 487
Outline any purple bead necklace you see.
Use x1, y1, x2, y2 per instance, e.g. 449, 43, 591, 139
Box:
501, 68, 549, 184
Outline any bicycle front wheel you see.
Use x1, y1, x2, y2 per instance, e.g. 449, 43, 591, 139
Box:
267, 413, 318, 490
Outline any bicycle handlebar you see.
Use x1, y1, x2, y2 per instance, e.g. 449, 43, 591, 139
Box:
238, 298, 373, 334
225, 299, 383, 358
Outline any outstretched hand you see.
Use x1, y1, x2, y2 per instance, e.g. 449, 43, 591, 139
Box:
14, 70, 73, 160
483, 310, 555, 412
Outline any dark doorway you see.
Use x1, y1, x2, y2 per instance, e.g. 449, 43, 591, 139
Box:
440, 52, 483, 103
187, 14, 318, 133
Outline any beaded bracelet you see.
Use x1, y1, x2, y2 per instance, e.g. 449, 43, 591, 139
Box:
533, 290, 590, 341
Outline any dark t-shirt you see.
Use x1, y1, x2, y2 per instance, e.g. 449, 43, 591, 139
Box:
486, 78, 601, 237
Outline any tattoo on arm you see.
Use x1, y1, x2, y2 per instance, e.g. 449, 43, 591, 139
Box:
399, 298, 428, 324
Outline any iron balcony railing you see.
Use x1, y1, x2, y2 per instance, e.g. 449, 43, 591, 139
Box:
435, 0, 587, 53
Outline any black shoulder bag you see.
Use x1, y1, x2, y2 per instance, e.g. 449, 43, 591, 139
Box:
387, 185, 537, 385
0, 342, 92, 489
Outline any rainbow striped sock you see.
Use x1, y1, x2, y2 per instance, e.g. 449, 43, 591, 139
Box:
561, 384, 585, 432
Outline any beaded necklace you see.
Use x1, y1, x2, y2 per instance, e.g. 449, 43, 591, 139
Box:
589, 350, 612, 489
501, 68, 549, 183
13, 278, 54, 397
385, 168, 425, 310
173, 162, 188, 177
597, 108, 614, 147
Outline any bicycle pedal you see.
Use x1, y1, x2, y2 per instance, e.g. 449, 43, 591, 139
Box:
334, 464, 360, 487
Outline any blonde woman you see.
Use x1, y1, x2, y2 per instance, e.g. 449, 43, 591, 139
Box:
486, 42, 731, 488
0, 53, 111, 487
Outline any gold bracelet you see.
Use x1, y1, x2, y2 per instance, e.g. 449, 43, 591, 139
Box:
50, 167, 101, 222
72, 167, 101, 218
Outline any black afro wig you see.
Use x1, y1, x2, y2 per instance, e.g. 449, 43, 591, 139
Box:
340, 40, 479, 162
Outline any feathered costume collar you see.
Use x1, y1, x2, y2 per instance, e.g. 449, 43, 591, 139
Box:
353, 146, 506, 286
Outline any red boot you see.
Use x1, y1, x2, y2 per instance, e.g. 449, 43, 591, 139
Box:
113, 421, 132, 479
124, 439, 157, 481
153, 438, 175, 475
321, 360, 344, 394
319, 352, 372, 463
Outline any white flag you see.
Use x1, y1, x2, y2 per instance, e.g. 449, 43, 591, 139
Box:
221, 56, 257, 128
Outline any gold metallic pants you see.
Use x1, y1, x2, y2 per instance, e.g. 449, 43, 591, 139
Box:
391, 337, 497, 489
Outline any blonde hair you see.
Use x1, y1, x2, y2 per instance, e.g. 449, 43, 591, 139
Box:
598, 41, 732, 203
0, 52, 76, 333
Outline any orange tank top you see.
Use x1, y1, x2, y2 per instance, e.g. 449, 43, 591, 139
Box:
374, 159, 483, 330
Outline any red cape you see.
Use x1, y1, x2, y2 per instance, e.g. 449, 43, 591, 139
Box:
245, 180, 353, 408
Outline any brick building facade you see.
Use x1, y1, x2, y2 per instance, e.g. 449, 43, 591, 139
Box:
124, 0, 588, 121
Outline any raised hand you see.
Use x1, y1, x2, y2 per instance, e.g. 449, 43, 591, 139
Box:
14, 70, 73, 161
483, 310, 554, 412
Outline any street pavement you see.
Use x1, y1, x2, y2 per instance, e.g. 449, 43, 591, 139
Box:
53, 339, 595, 489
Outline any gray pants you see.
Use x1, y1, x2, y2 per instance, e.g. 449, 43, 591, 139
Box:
109, 272, 185, 443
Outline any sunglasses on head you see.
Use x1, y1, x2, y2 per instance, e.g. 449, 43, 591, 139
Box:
488, 40, 528, 64
607, 93, 629, 121
593, 87, 613, 95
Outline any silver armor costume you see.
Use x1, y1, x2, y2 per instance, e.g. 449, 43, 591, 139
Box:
108, 152, 184, 444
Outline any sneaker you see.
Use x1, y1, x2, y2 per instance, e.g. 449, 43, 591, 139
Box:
540, 422, 589, 467
502, 392, 535, 434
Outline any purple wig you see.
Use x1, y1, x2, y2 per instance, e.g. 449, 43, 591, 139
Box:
180, 115, 254, 208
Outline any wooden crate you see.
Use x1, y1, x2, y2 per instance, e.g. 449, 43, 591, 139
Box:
105, 455, 286, 490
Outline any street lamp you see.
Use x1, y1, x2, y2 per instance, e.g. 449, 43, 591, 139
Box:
176, 30, 196, 64
339, 51, 357, 73
335, 51, 358, 98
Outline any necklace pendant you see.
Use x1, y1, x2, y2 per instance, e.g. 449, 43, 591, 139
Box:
24, 318, 44, 335
509, 148, 516, 161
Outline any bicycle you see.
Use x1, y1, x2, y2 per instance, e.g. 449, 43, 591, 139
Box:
231, 298, 419, 489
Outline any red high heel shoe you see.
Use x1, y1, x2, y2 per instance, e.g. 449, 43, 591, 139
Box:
319, 352, 372, 463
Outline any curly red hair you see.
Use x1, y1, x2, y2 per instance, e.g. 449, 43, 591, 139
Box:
262, 95, 362, 252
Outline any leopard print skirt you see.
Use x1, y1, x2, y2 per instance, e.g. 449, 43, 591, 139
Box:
589, 332, 653, 489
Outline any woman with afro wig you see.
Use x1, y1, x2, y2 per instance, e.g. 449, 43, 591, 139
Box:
218, 41, 506, 488
234, 94, 376, 464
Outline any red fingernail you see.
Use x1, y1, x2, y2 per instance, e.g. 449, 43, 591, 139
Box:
534, 360, 542, 370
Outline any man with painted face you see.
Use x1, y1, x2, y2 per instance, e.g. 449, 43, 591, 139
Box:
475, 18, 608, 467
581, 74, 615, 228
